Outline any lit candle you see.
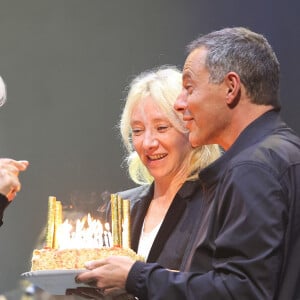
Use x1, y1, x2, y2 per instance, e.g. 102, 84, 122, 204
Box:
105, 223, 112, 247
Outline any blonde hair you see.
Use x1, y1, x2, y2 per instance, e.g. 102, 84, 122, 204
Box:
119, 66, 220, 184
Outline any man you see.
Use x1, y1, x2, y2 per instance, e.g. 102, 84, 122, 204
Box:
75, 27, 300, 299
0, 76, 29, 226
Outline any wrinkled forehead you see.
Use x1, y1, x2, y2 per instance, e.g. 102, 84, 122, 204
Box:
182, 48, 208, 81
185, 47, 207, 69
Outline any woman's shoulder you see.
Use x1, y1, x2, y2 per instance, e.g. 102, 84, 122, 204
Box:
116, 184, 152, 204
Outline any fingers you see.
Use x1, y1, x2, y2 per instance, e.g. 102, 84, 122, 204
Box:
6, 185, 20, 201
15, 160, 29, 171
84, 256, 134, 270
76, 259, 114, 287
0, 169, 20, 200
85, 259, 107, 270
75, 270, 101, 286
0, 158, 29, 201
0, 159, 29, 172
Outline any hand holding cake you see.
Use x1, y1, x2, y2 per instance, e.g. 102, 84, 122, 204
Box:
77, 255, 135, 290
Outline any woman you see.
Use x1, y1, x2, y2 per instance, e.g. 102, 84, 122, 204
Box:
71, 66, 221, 299
116, 65, 220, 268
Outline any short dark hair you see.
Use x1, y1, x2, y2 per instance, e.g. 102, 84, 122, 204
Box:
187, 27, 280, 109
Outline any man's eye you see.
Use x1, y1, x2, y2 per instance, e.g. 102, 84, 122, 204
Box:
186, 86, 193, 94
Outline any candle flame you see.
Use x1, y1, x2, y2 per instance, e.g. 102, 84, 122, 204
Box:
56, 213, 112, 249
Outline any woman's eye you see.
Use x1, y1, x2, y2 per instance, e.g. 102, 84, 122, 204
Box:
132, 128, 143, 135
157, 125, 169, 132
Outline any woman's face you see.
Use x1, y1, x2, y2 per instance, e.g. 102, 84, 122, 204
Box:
130, 95, 191, 182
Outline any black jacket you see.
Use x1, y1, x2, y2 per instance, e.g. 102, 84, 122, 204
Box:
118, 179, 204, 271
126, 110, 300, 300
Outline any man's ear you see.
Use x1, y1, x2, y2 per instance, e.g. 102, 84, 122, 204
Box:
224, 72, 241, 107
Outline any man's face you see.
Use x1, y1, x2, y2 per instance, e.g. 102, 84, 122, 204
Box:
175, 47, 229, 148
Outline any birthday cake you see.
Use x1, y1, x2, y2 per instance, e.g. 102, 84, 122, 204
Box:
31, 195, 137, 271
31, 246, 143, 271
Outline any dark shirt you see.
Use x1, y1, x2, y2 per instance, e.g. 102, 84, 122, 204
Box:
0, 193, 9, 227
126, 110, 300, 300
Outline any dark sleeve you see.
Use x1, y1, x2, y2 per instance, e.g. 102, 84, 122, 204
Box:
126, 261, 228, 300
0, 194, 9, 227
125, 163, 287, 300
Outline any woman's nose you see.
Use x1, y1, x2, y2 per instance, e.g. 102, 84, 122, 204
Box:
143, 131, 159, 149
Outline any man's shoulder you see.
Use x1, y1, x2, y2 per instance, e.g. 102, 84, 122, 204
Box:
246, 129, 300, 162
229, 129, 300, 179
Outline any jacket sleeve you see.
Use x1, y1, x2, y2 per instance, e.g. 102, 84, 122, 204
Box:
125, 163, 288, 300
0, 194, 9, 227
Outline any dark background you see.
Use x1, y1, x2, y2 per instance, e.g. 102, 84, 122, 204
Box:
0, 0, 299, 293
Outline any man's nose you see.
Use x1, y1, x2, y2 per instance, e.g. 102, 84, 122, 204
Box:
174, 89, 187, 114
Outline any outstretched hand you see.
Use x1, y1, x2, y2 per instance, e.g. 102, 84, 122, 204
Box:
0, 159, 29, 201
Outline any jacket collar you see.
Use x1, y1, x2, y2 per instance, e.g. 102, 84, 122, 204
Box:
131, 180, 201, 261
